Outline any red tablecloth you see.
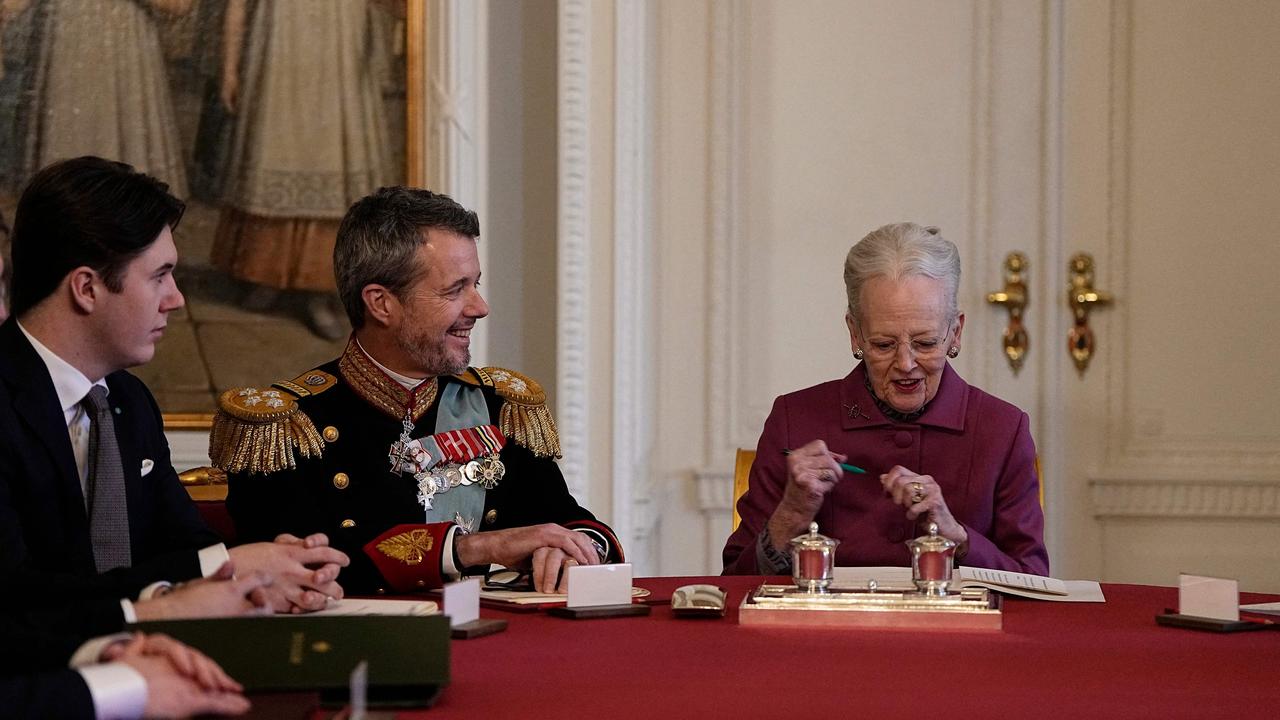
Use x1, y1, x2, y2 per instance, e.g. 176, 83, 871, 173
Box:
372, 575, 1278, 719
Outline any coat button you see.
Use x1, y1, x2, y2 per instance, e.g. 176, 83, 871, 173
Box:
333, 472, 350, 490
340, 519, 356, 528
416, 580, 426, 588
484, 509, 497, 525
323, 426, 340, 442
376, 587, 386, 595
893, 431, 913, 448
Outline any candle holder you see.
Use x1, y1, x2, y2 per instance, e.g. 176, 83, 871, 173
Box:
790, 522, 839, 594
907, 523, 956, 596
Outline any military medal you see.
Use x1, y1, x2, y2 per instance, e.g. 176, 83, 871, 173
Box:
389, 410, 419, 473
392, 424, 509, 511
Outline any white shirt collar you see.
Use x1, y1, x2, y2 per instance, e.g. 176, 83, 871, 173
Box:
355, 338, 431, 391
17, 321, 107, 416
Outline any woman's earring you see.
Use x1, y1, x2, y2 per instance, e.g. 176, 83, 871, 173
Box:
947, 346, 959, 359
853, 349, 865, 361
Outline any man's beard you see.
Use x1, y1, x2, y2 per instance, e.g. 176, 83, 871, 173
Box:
395, 326, 470, 377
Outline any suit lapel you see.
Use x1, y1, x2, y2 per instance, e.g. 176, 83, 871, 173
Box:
0, 320, 94, 572
0, 322, 84, 508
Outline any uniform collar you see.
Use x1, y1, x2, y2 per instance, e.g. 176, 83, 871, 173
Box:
338, 337, 438, 421
839, 363, 968, 432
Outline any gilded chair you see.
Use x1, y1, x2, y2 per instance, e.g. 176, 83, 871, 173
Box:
178, 466, 236, 545
731, 449, 755, 531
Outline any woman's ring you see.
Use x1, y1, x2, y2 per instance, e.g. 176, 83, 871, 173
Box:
910, 481, 925, 504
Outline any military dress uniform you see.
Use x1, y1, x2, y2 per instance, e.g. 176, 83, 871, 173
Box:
212, 339, 621, 594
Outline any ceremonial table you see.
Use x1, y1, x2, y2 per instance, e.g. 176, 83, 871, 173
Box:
281, 575, 1279, 719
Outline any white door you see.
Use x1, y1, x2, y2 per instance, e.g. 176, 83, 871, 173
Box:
1035, 0, 1280, 591
652, 0, 1280, 585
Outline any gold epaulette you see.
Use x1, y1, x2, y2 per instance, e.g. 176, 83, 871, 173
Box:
461, 366, 562, 459
208, 376, 332, 474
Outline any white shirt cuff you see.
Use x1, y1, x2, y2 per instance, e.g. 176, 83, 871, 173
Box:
119, 600, 137, 624
69, 633, 133, 669
79, 663, 147, 720
440, 525, 462, 581
198, 543, 231, 577
136, 582, 172, 602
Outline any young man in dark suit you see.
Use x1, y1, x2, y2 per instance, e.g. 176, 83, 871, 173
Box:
0, 156, 349, 617
0, 618, 250, 719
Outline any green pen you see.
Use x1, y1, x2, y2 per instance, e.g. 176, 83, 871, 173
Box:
781, 449, 867, 475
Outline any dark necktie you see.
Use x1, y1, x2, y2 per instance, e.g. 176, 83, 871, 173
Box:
83, 386, 131, 572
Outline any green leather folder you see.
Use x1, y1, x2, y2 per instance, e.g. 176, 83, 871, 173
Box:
130, 615, 450, 704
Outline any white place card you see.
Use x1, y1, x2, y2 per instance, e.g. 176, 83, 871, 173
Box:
566, 563, 633, 608
349, 660, 368, 720
1179, 573, 1239, 621
443, 577, 481, 627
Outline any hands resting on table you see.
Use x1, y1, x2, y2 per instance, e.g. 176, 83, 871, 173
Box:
101, 632, 249, 718
134, 533, 350, 621
457, 523, 604, 594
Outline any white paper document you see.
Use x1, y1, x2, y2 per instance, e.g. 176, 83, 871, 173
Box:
1240, 601, 1280, 616
479, 586, 651, 606
831, 566, 1106, 602
958, 567, 1068, 596
304, 598, 440, 616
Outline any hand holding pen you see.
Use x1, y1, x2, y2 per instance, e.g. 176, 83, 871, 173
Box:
781, 448, 866, 475
765, 440, 859, 548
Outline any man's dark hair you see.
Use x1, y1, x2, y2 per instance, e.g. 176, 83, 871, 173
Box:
9, 156, 185, 318
335, 186, 480, 329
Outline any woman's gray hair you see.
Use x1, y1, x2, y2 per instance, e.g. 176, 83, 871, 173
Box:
843, 222, 961, 324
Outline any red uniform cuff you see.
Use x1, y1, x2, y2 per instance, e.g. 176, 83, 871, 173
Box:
363, 523, 452, 592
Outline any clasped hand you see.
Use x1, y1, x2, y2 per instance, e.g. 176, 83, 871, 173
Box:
227, 533, 350, 613
103, 632, 249, 718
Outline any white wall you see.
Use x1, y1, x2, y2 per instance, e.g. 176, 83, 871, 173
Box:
653, 0, 1033, 575
169, 1, 1280, 589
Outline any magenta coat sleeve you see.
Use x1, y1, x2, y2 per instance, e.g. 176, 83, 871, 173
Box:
955, 410, 1048, 574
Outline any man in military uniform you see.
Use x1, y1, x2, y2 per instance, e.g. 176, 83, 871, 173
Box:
215, 186, 621, 594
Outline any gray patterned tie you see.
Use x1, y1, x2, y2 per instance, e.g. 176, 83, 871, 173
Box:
83, 386, 131, 572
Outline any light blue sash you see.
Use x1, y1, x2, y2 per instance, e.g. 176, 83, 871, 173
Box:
421, 382, 490, 530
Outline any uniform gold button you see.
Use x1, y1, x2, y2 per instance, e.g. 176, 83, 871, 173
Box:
484, 509, 497, 525
333, 472, 350, 489
376, 587, 386, 595
340, 519, 356, 528
415, 580, 426, 588
323, 426, 340, 442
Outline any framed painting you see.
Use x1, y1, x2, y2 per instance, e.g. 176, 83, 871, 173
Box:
0, 0, 426, 426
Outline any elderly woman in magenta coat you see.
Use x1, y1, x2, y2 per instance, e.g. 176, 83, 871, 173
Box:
723, 222, 1049, 576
